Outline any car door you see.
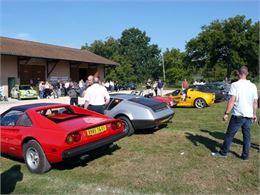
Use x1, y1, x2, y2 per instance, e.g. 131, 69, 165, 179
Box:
0, 110, 23, 155
171, 90, 181, 104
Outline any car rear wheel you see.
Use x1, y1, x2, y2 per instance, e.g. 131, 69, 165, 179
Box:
194, 98, 207, 108
117, 116, 135, 136
23, 140, 51, 174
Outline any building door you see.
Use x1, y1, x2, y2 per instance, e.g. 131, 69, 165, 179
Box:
79, 68, 87, 81
8, 77, 15, 97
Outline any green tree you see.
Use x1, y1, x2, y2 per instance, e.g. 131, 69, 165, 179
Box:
81, 37, 119, 60
119, 28, 162, 82
185, 15, 259, 80
163, 48, 191, 84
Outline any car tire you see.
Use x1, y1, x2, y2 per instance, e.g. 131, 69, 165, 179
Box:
23, 140, 51, 174
194, 98, 207, 108
117, 116, 135, 136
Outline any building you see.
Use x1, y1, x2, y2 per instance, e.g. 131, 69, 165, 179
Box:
0, 36, 118, 97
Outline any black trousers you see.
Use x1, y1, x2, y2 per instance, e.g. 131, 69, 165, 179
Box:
70, 98, 78, 106
87, 104, 105, 115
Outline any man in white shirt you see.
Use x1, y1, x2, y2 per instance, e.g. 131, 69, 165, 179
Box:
213, 66, 258, 160
84, 77, 110, 114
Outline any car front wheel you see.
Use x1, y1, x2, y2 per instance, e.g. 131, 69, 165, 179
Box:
23, 140, 51, 174
117, 116, 135, 136
194, 98, 207, 108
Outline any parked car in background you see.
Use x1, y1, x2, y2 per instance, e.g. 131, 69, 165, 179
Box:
210, 81, 231, 101
165, 88, 215, 108
192, 84, 225, 102
117, 83, 137, 91
0, 103, 126, 173
131, 90, 175, 107
11, 85, 38, 100
105, 94, 174, 135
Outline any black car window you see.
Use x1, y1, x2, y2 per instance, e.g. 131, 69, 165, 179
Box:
17, 113, 33, 127
129, 97, 167, 112
1, 110, 23, 126
19, 86, 32, 90
106, 98, 122, 110
172, 90, 180, 96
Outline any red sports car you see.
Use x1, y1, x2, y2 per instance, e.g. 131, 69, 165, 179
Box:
0, 103, 126, 173
131, 90, 176, 107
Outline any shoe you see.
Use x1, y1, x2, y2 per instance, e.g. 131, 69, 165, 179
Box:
211, 152, 227, 158
241, 156, 249, 161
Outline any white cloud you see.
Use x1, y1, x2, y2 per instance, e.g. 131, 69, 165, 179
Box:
15, 33, 32, 40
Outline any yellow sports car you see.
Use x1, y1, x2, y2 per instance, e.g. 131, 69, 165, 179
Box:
164, 88, 215, 108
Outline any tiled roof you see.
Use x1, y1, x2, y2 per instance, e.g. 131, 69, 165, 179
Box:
0, 36, 118, 65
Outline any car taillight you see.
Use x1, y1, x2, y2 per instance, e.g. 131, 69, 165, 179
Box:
111, 121, 123, 130
66, 132, 81, 144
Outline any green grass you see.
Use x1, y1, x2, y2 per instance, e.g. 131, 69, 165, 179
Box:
1, 102, 260, 194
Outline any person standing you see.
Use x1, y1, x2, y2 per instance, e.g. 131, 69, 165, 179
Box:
181, 79, 189, 90
68, 82, 80, 106
212, 66, 258, 160
153, 80, 158, 96
84, 77, 110, 114
64, 80, 70, 96
157, 79, 164, 96
38, 81, 45, 99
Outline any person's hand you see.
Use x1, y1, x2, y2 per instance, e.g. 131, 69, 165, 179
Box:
252, 115, 257, 123
223, 113, 229, 122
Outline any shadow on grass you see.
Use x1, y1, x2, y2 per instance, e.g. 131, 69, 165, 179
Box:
134, 124, 167, 135
53, 144, 121, 171
1, 165, 23, 194
185, 132, 221, 152
201, 129, 260, 151
185, 131, 241, 158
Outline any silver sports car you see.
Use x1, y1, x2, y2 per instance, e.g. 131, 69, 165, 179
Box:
105, 94, 174, 136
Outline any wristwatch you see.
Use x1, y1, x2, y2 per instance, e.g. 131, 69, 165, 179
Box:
224, 112, 229, 115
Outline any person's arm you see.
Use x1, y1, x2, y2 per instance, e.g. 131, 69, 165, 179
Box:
223, 95, 236, 121
253, 98, 258, 122
104, 88, 110, 105
84, 101, 89, 109
83, 89, 89, 109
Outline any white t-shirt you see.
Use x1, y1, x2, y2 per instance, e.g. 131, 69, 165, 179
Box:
229, 79, 258, 118
84, 83, 110, 106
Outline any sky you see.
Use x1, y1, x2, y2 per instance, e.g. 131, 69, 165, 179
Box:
1, 0, 259, 52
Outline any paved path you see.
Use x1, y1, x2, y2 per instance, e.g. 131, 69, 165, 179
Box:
0, 89, 174, 114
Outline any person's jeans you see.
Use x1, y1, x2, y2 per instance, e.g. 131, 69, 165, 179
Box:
39, 90, 44, 99
220, 115, 252, 159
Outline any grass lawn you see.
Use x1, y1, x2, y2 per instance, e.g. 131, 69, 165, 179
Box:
1, 102, 260, 194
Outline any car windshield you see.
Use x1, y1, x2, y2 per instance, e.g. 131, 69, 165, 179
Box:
205, 84, 220, 90
19, 86, 32, 90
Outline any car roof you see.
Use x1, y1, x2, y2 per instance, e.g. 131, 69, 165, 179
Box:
10, 103, 60, 112
110, 94, 140, 100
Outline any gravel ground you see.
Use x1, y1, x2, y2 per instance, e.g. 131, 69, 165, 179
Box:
0, 90, 173, 114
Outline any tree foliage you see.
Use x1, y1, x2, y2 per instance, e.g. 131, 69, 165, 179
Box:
185, 15, 259, 80
82, 28, 162, 83
82, 16, 259, 84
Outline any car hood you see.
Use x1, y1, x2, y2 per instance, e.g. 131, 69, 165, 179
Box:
58, 116, 113, 132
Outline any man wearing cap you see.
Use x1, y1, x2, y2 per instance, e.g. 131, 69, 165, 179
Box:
84, 77, 110, 114
213, 65, 258, 160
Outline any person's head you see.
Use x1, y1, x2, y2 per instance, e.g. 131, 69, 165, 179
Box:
93, 77, 99, 84
87, 75, 94, 85
237, 66, 248, 78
